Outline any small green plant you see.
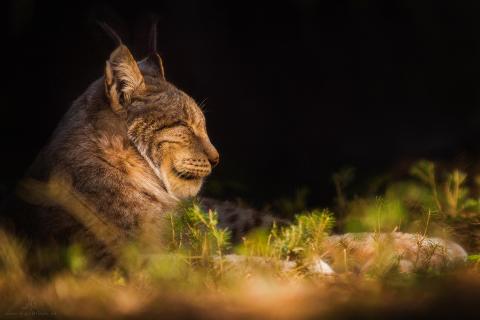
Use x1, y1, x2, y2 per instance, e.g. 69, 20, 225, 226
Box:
344, 198, 407, 233
237, 209, 335, 264
65, 244, 87, 275
467, 254, 480, 262
169, 202, 231, 264
0, 160, 480, 318
408, 160, 479, 217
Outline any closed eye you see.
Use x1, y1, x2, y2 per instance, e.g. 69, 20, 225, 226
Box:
154, 120, 188, 133
153, 122, 192, 145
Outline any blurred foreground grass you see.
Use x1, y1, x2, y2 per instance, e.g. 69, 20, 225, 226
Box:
1, 160, 480, 319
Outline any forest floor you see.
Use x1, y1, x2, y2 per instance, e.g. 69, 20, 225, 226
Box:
1, 160, 479, 319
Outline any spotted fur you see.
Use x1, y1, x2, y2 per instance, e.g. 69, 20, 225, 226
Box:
200, 198, 285, 242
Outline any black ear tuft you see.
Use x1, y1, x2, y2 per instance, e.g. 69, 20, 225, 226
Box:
142, 19, 165, 80
148, 18, 159, 54
98, 21, 123, 46
143, 53, 166, 80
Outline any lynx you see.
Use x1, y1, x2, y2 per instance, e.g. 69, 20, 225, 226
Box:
3, 27, 219, 260
1, 27, 467, 272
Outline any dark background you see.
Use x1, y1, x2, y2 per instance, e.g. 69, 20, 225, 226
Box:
4, 0, 480, 211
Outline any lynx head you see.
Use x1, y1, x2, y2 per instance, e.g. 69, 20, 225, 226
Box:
103, 43, 219, 200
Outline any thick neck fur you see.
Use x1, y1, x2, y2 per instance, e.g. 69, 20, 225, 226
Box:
27, 77, 179, 233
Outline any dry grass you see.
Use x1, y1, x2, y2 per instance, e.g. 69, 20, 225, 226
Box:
1, 160, 479, 319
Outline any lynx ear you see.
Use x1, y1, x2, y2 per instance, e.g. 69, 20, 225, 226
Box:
140, 52, 165, 80
104, 45, 145, 114
143, 20, 165, 79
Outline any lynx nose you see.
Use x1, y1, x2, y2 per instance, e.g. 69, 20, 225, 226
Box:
205, 145, 219, 167
199, 135, 220, 168
208, 154, 220, 167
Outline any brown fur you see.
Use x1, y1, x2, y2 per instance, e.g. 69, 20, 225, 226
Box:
3, 42, 219, 260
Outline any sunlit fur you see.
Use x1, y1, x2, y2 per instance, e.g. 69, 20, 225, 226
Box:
104, 44, 219, 201
5, 44, 219, 258
126, 70, 219, 200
